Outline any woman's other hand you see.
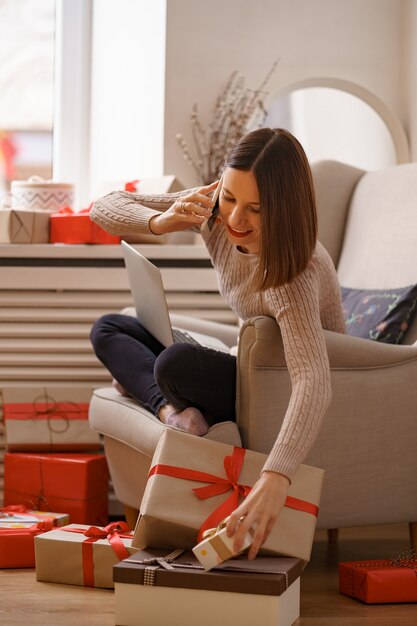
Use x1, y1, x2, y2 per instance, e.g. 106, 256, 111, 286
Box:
226, 470, 290, 560
149, 182, 218, 235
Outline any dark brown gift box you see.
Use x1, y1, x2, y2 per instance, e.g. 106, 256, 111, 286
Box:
113, 548, 303, 626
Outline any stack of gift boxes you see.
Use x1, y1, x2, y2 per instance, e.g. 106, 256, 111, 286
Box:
2, 416, 410, 623
37, 428, 324, 625
0, 385, 111, 569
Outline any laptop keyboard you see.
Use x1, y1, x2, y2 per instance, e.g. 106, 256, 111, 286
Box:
172, 328, 201, 347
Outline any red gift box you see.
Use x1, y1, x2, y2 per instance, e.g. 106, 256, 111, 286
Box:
50, 205, 120, 244
4, 452, 109, 526
0, 520, 53, 568
339, 556, 417, 603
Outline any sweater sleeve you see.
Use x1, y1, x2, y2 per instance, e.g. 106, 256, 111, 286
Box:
90, 189, 192, 235
262, 268, 332, 479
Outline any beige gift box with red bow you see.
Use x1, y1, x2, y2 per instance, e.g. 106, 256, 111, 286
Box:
133, 428, 324, 566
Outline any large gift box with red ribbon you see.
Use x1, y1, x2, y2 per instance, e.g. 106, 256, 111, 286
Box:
4, 452, 109, 525
114, 548, 303, 626
339, 555, 417, 603
50, 205, 120, 244
133, 429, 324, 566
2, 386, 101, 452
0, 506, 70, 568
35, 522, 137, 588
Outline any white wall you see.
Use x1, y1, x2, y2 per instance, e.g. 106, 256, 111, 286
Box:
286, 88, 397, 170
164, 0, 408, 186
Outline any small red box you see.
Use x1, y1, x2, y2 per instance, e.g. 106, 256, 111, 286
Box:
339, 559, 417, 603
50, 207, 120, 244
0, 507, 69, 569
0, 524, 49, 568
4, 452, 109, 526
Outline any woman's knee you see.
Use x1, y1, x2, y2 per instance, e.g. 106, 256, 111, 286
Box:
154, 343, 196, 391
90, 313, 125, 351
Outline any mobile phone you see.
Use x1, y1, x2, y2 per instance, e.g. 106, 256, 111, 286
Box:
206, 177, 222, 231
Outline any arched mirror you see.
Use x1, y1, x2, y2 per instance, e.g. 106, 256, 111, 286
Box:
265, 79, 410, 171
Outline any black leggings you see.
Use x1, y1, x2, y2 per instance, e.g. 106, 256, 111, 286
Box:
90, 313, 237, 425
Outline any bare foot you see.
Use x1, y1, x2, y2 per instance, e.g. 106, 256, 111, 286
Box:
159, 405, 209, 436
112, 379, 131, 398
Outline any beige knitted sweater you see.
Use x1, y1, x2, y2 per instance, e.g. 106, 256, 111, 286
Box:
91, 190, 346, 479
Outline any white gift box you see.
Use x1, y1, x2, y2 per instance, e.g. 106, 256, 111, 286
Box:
192, 519, 253, 570
11, 176, 74, 212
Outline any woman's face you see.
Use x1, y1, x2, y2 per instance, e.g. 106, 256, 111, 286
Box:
219, 168, 261, 254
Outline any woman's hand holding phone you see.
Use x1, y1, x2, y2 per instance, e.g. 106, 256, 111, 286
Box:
149, 181, 220, 235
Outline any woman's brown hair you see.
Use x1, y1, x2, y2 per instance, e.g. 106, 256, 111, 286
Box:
225, 128, 317, 290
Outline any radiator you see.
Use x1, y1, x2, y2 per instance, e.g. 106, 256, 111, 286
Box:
0, 244, 237, 513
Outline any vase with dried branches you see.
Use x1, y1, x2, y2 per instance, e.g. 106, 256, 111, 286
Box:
176, 61, 278, 185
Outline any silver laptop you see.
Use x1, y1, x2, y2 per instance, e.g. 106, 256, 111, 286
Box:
121, 240, 230, 352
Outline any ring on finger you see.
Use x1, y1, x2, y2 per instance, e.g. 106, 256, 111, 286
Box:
180, 201, 187, 214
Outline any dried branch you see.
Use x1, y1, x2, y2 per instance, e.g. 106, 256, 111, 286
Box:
176, 60, 279, 184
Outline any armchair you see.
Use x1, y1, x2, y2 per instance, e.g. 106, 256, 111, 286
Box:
237, 160, 417, 545
89, 160, 417, 544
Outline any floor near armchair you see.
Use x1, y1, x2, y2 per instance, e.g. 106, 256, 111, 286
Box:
0, 523, 415, 625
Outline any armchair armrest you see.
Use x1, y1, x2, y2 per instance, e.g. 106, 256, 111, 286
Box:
236, 316, 417, 528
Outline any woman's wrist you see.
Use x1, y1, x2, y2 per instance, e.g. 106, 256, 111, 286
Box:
149, 215, 163, 235
260, 470, 290, 487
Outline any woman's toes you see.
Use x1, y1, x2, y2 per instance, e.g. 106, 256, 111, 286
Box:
165, 407, 209, 436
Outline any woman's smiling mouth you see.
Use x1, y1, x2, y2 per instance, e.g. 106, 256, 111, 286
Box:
227, 224, 252, 238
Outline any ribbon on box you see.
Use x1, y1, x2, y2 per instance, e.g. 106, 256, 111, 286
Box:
3, 388, 88, 436
0, 519, 53, 536
0, 504, 29, 515
148, 446, 319, 542
63, 521, 132, 587
124, 180, 140, 192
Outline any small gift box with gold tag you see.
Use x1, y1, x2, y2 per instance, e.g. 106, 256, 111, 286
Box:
192, 516, 253, 570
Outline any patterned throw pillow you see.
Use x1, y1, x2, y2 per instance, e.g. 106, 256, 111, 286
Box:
341, 285, 417, 344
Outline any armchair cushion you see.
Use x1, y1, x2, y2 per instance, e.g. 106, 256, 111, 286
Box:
341, 284, 417, 344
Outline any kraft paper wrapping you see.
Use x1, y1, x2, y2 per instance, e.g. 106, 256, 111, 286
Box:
0, 209, 50, 243
1, 387, 101, 452
133, 429, 324, 565
35, 523, 137, 588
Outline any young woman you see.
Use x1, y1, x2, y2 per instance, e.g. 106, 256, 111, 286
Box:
90, 128, 345, 559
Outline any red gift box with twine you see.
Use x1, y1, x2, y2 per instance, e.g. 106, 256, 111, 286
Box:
50, 204, 120, 244
4, 452, 109, 526
339, 551, 417, 603
35, 521, 136, 588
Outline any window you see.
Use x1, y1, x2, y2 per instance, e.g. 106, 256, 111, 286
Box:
0, 0, 55, 193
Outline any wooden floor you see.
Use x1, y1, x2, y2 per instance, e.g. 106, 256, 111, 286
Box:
0, 523, 416, 625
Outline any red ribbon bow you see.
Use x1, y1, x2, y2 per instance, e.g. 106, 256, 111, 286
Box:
124, 179, 140, 192
148, 446, 319, 542
0, 504, 29, 514
149, 447, 251, 542
62, 521, 132, 587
